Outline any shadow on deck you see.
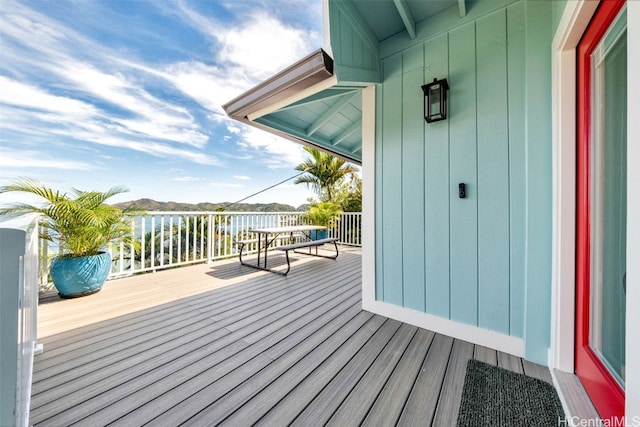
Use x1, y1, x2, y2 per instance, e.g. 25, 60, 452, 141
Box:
31, 247, 552, 426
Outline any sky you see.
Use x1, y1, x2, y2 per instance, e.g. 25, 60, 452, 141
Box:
0, 0, 325, 208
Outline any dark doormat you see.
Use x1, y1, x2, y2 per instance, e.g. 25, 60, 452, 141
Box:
457, 359, 565, 427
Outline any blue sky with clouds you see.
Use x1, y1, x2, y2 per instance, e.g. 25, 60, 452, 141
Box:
0, 0, 324, 208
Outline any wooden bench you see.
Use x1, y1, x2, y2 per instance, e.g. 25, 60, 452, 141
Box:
276, 237, 339, 275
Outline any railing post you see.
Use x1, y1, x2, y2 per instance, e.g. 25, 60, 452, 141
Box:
207, 213, 213, 263
1, 224, 41, 427
37, 218, 48, 287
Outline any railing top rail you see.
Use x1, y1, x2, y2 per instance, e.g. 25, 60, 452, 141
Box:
140, 211, 305, 216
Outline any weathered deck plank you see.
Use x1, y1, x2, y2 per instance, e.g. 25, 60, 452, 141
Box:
362, 328, 436, 426
112, 294, 366, 426
211, 316, 395, 427
326, 323, 418, 426
498, 351, 525, 373
288, 318, 402, 427
397, 334, 455, 426
30, 247, 556, 426
35, 263, 361, 425
433, 339, 475, 426
32, 277, 354, 412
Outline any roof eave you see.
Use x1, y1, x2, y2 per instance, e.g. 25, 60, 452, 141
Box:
223, 49, 334, 121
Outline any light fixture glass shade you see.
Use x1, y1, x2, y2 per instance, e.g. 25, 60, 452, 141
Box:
422, 78, 449, 123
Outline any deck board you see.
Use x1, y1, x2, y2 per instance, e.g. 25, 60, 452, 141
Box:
113, 295, 366, 426
36, 280, 360, 424
328, 323, 418, 426
362, 328, 435, 426
397, 334, 455, 426
31, 247, 554, 426
433, 339, 475, 426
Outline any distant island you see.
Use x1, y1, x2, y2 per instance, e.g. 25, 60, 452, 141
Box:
113, 198, 308, 212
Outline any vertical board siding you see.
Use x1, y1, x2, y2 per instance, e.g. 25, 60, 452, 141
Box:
337, 11, 352, 69
523, 0, 553, 364
506, 2, 526, 338
448, 22, 479, 327
424, 34, 451, 318
476, 10, 510, 334
401, 44, 426, 311
375, 2, 537, 340
330, 1, 379, 76
381, 54, 404, 306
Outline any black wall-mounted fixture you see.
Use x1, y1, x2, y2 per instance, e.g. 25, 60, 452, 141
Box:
422, 77, 449, 123
459, 183, 466, 198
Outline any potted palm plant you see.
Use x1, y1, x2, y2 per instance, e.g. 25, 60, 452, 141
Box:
0, 178, 140, 298
304, 201, 342, 240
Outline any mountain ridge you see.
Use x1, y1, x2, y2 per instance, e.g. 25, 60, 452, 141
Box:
113, 198, 306, 212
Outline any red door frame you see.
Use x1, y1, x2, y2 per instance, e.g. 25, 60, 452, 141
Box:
575, 0, 626, 420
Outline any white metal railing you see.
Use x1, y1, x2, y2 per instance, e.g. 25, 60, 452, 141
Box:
38, 211, 361, 284
0, 220, 41, 427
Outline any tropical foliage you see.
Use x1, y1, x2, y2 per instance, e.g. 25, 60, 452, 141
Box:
304, 201, 342, 228
0, 178, 140, 257
333, 172, 362, 212
294, 147, 358, 203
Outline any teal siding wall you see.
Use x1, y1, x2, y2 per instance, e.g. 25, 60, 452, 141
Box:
448, 22, 478, 327
522, 0, 553, 365
423, 34, 450, 318
507, 3, 526, 338
374, 1, 553, 362
330, 1, 380, 83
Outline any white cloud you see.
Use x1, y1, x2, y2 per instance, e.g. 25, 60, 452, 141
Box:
233, 175, 250, 180
159, 61, 249, 117
0, 148, 91, 170
58, 62, 208, 148
1, 3, 213, 160
0, 81, 224, 167
0, 0, 322, 206
164, 2, 319, 115
218, 11, 314, 80
0, 1, 78, 56
235, 126, 306, 168
0, 76, 98, 118
210, 182, 243, 188
172, 176, 205, 182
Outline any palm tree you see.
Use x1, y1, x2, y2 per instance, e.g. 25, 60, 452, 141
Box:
294, 147, 357, 202
0, 177, 138, 257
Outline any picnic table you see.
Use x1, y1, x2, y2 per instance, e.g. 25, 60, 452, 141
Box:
237, 225, 338, 275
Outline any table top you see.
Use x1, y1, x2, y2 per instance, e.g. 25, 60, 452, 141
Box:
250, 225, 327, 234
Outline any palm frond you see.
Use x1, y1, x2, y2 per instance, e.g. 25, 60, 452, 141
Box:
0, 178, 143, 257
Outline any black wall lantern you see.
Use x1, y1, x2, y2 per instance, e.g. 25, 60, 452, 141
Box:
422, 77, 449, 123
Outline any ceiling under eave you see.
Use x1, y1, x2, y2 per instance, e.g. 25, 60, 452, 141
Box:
254, 86, 363, 161
352, 0, 464, 41
223, 49, 363, 164
222, 0, 466, 164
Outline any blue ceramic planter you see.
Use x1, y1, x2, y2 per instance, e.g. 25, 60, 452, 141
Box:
310, 229, 328, 240
50, 252, 111, 298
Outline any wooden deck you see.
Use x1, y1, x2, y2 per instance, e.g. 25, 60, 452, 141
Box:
31, 247, 553, 426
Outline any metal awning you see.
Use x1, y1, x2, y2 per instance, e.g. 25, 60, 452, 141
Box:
223, 49, 334, 122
